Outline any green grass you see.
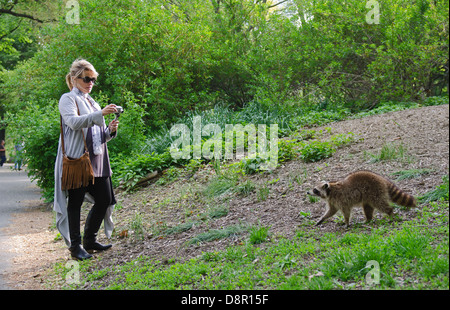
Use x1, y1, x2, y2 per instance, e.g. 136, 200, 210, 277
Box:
52, 197, 448, 290
248, 224, 271, 245
367, 142, 410, 163
203, 176, 237, 198
186, 224, 248, 246
419, 175, 449, 203
50, 101, 449, 290
391, 168, 434, 181
130, 212, 145, 240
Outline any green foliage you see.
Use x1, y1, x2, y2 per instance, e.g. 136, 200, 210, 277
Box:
1, 0, 448, 199
3, 0, 448, 118
367, 143, 409, 163
248, 224, 270, 245
206, 205, 229, 219
164, 221, 198, 236
203, 176, 237, 198
186, 224, 247, 246
55, 199, 449, 290
391, 168, 434, 181
277, 139, 299, 163
1, 102, 59, 201
419, 175, 450, 203
130, 212, 145, 240
235, 179, 256, 197
299, 141, 336, 163
113, 152, 173, 190
106, 91, 148, 156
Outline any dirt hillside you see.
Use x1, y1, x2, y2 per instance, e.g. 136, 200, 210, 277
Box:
3, 104, 449, 289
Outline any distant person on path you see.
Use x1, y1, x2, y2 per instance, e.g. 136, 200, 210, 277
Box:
0, 140, 6, 167
54, 59, 120, 261
14, 142, 24, 170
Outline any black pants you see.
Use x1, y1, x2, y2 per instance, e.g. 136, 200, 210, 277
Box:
67, 177, 116, 247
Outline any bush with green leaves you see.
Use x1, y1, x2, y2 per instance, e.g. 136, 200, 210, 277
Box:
2, 103, 59, 202
1, 0, 448, 200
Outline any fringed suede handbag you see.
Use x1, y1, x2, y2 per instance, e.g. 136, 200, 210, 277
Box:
60, 104, 94, 191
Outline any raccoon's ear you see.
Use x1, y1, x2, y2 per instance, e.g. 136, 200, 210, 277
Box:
323, 182, 331, 195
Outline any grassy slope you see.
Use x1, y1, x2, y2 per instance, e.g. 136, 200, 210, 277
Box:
50, 102, 449, 290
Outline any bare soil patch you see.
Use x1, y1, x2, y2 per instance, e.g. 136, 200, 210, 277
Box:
4, 104, 449, 289
1, 202, 67, 289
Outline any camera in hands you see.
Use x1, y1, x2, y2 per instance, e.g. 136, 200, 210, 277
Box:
115, 106, 124, 120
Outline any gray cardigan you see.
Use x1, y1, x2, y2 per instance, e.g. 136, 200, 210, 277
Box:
53, 87, 116, 247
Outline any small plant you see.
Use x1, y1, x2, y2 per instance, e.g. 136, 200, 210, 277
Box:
391, 168, 434, 181
273, 253, 296, 270
114, 203, 124, 211
156, 166, 182, 185
235, 179, 256, 196
130, 212, 145, 240
203, 176, 236, 198
239, 157, 266, 175
257, 183, 270, 201
207, 204, 229, 219
187, 224, 247, 245
278, 139, 300, 163
164, 221, 199, 235
308, 194, 320, 203
291, 169, 308, 185
419, 175, 449, 203
186, 159, 203, 175
212, 160, 222, 176
248, 225, 271, 245
368, 143, 409, 163
329, 132, 355, 147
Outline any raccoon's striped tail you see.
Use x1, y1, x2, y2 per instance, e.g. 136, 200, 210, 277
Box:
388, 183, 417, 208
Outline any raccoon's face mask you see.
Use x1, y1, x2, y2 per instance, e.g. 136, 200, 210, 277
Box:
308, 181, 330, 198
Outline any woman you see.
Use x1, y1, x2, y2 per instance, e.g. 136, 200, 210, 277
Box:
54, 59, 119, 260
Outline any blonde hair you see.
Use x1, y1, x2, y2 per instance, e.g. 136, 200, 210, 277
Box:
65, 58, 99, 90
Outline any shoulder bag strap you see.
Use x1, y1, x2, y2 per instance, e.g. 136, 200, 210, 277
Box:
60, 98, 89, 156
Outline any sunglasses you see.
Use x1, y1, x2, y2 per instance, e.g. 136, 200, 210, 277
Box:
77, 76, 97, 84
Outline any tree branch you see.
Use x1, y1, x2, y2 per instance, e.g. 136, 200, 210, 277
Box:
0, 8, 53, 23
268, 0, 290, 9
0, 19, 22, 41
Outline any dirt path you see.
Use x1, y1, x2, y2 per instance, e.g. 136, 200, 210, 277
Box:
1, 203, 66, 289
0, 164, 66, 289
3, 104, 449, 289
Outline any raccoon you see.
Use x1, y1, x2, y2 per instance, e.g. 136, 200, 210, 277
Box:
307, 170, 417, 227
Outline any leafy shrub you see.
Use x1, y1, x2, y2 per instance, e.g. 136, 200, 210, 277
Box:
106, 91, 148, 156
299, 141, 335, 163
422, 96, 449, 107
114, 152, 174, 190
277, 139, 299, 163
2, 103, 59, 202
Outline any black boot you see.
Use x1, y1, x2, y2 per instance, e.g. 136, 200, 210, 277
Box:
83, 206, 112, 253
67, 193, 92, 260
83, 239, 112, 252
69, 244, 93, 261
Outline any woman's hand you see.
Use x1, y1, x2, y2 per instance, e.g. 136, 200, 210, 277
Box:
102, 104, 118, 116
108, 119, 119, 133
